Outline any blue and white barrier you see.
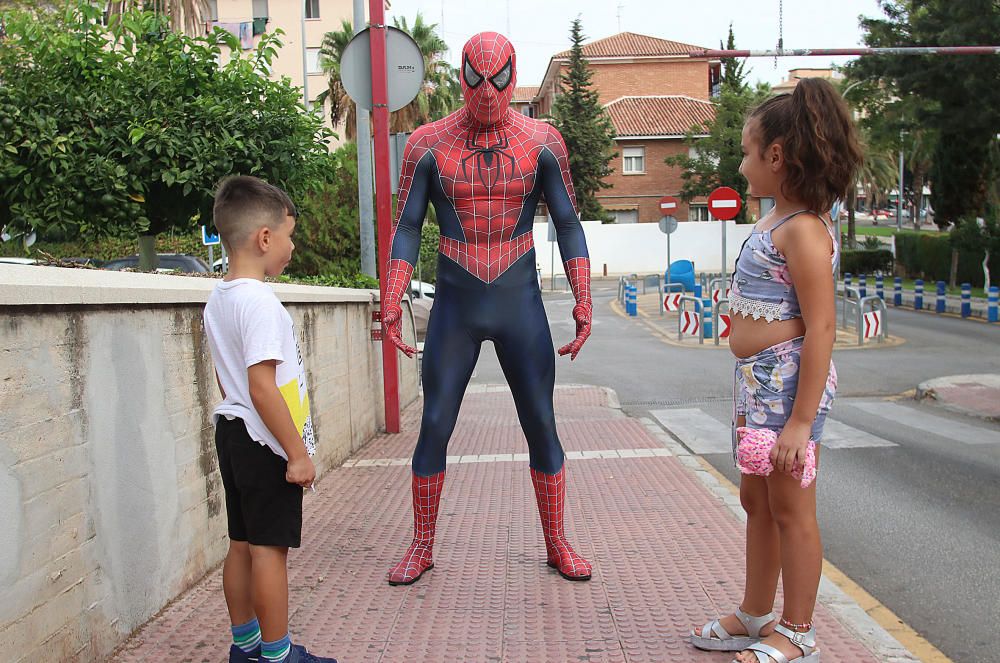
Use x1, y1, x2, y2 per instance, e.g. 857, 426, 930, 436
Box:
936, 281, 946, 314
893, 277, 902, 307
961, 283, 971, 318
915, 279, 924, 310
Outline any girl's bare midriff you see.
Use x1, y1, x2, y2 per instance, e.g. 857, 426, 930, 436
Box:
729, 314, 806, 359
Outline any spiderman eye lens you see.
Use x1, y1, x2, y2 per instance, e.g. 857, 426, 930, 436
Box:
464, 59, 483, 88
490, 61, 512, 91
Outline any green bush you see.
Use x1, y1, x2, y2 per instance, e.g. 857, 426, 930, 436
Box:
277, 273, 378, 289
841, 249, 894, 276
894, 231, 998, 287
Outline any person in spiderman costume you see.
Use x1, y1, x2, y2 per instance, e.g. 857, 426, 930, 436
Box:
381, 31, 594, 586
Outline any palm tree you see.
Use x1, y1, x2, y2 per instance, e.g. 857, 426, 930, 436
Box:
849, 130, 897, 247
104, 0, 210, 36
318, 13, 460, 141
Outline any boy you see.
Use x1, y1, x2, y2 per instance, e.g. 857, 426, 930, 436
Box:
203, 176, 336, 663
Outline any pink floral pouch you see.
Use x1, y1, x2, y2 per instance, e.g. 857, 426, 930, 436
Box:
735, 427, 817, 488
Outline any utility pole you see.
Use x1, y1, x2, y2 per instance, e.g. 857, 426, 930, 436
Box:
355, 0, 376, 277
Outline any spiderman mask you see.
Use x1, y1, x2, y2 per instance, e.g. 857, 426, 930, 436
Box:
461, 31, 517, 127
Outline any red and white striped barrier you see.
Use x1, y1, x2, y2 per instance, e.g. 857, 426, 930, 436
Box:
712, 287, 730, 304
717, 313, 731, 339
863, 309, 882, 339
680, 310, 700, 336
664, 293, 682, 312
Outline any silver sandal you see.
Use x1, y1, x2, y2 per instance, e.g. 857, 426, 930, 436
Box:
690, 607, 776, 651
735, 623, 820, 662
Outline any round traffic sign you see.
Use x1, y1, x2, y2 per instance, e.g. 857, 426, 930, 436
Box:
659, 195, 680, 215
707, 186, 743, 221
341, 27, 424, 112
658, 216, 678, 234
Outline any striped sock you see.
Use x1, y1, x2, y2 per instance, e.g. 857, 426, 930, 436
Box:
231, 618, 261, 654
261, 634, 292, 662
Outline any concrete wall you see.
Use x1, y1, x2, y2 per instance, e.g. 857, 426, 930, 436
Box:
0, 265, 418, 662
533, 219, 755, 276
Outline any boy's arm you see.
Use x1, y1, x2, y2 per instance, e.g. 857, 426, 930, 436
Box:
247, 360, 315, 487
215, 370, 226, 399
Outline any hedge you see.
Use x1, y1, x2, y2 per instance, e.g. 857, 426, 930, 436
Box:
841, 249, 894, 276
894, 232, 998, 287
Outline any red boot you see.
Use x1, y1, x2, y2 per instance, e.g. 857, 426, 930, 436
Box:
387, 471, 445, 585
530, 466, 592, 581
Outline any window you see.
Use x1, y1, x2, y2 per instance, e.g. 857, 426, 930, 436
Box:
305, 0, 320, 19
622, 146, 645, 174
613, 209, 639, 224
251, 0, 268, 19
207, 0, 219, 21
306, 48, 322, 74
521, 105, 536, 118
689, 204, 712, 222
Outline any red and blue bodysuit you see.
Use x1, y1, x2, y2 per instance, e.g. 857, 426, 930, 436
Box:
382, 32, 593, 585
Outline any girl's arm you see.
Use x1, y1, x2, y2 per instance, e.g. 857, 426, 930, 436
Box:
774, 215, 837, 473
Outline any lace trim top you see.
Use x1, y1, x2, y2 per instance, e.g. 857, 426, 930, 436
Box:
729, 210, 838, 322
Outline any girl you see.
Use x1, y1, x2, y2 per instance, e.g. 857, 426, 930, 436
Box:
690, 78, 862, 662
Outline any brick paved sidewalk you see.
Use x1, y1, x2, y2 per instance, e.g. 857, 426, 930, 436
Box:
112, 386, 903, 662
917, 374, 1000, 420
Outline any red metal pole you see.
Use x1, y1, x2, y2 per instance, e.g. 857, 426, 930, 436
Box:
368, 0, 400, 433
691, 46, 1000, 58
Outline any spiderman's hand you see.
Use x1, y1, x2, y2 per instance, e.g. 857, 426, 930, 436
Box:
557, 303, 592, 361
383, 304, 417, 358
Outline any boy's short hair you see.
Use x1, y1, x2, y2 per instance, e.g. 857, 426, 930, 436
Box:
213, 176, 297, 250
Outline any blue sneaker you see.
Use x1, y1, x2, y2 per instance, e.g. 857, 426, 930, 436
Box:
229, 643, 260, 662
289, 644, 338, 663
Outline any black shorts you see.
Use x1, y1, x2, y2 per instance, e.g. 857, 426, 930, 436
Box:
215, 417, 303, 548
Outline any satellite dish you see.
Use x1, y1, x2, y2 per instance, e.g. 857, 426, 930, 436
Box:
341, 26, 424, 112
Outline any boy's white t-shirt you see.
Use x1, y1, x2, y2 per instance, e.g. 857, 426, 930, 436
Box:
203, 278, 315, 460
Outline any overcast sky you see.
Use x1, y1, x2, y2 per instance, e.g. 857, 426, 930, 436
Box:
386, 0, 885, 88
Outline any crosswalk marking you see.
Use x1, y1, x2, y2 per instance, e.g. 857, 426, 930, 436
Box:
850, 401, 1000, 446
649, 409, 733, 455
340, 447, 672, 468
651, 408, 900, 454
820, 419, 898, 449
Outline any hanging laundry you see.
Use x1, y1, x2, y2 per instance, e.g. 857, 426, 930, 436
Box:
239, 21, 254, 50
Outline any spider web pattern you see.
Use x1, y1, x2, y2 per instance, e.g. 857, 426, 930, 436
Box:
388, 109, 586, 286
462, 32, 516, 127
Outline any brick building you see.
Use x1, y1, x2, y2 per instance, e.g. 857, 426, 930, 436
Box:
524, 32, 761, 224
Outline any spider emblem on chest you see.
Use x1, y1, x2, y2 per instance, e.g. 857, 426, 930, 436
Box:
461, 130, 516, 188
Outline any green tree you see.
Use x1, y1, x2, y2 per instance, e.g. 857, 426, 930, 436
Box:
950, 215, 1000, 288
0, 2, 333, 268
318, 14, 460, 140
847, 0, 1000, 228
548, 18, 617, 223
665, 26, 768, 223
104, 0, 211, 36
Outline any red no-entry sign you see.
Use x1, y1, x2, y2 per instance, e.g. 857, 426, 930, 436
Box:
707, 187, 742, 221
659, 195, 680, 214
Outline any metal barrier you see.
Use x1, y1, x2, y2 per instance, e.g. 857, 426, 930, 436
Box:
641, 273, 661, 295
677, 295, 705, 344
841, 285, 861, 329
662, 282, 686, 315
713, 299, 732, 346
859, 296, 888, 344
